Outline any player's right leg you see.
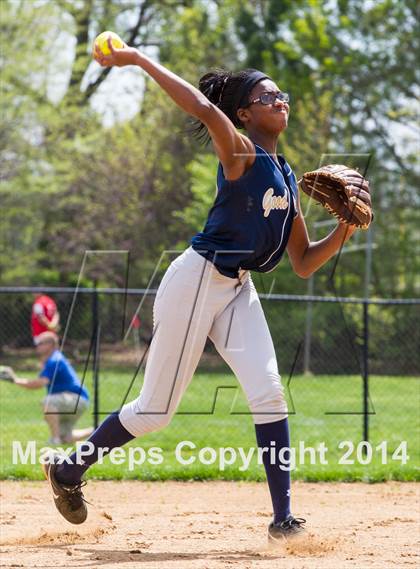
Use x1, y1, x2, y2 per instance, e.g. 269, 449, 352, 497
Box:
42, 393, 90, 523
43, 248, 234, 523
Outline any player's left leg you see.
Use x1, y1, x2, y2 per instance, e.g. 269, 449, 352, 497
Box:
44, 392, 91, 445
56, 393, 92, 444
209, 273, 306, 539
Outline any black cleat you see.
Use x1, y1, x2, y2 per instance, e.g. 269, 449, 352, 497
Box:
43, 453, 88, 524
268, 515, 306, 542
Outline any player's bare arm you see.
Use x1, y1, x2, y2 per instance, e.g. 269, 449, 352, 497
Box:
37, 314, 50, 327
93, 39, 254, 179
49, 312, 60, 329
37, 313, 58, 331
287, 194, 356, 279
14, 376, 49, 389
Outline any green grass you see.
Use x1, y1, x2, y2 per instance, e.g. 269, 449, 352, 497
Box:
1, 369, 419, 482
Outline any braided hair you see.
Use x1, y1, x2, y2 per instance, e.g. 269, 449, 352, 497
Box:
192, 68, 268, 143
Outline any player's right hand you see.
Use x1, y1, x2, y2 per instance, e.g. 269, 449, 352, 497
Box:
93, 37, 139, 68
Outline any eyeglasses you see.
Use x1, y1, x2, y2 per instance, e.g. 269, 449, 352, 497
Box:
247, 91, 290, 106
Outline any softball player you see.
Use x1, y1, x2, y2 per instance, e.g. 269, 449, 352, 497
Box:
44, 38, 357, 541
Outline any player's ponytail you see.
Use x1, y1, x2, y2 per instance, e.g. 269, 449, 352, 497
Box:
198, 69, 232, 108
191, 68, 268, 143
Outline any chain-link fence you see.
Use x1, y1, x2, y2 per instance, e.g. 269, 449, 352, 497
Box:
2, 287, 419, 370
1, 287, 419, 479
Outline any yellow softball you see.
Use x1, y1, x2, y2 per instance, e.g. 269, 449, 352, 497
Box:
94, 31, 124, 56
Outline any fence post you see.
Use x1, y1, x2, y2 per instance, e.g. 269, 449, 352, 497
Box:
92, 282, 100, 430
363, 300, 369, 446
303, 275, 314, 375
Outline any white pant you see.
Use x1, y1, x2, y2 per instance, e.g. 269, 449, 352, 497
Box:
119, 247, 288, 436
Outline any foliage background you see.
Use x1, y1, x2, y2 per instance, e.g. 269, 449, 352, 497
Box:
1, 0, 418, 298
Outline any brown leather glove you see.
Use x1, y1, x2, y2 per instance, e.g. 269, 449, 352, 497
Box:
299, 164, 373, 229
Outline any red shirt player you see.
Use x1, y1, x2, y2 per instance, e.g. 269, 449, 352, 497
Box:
31, 293, 60, 343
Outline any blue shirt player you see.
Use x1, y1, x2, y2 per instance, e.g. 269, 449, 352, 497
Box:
44, 39, 358, 541
14, 332, 92, 445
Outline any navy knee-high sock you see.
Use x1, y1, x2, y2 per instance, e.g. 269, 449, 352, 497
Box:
255, 418, 291, 523
55, 413, 134, 485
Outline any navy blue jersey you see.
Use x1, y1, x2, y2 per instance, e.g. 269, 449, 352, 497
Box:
191, 143, 299, 278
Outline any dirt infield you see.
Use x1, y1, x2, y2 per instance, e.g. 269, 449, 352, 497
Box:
0, 481, 418, 568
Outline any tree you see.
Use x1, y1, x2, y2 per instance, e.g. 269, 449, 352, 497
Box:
1, 0, 418, 299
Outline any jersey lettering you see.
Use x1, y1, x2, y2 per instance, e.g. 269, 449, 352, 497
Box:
262, 187, 289, 217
